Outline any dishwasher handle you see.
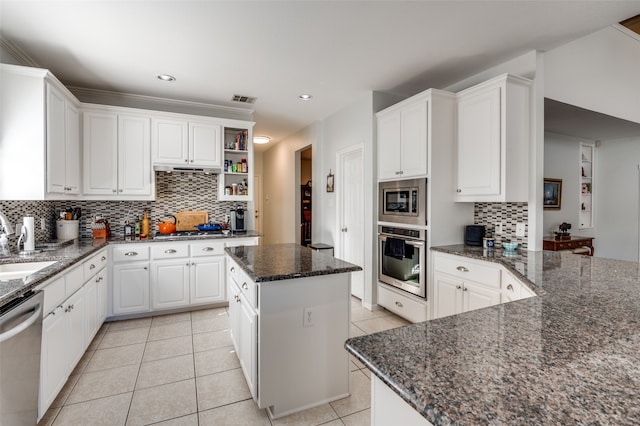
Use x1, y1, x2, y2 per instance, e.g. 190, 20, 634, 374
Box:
0, 302, 42, 343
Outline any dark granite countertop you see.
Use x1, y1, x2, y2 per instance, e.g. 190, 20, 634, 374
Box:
225, 243, 362, 282
0, 240, 108, 306
346, 245, 640, 425
0, 232, 262, 307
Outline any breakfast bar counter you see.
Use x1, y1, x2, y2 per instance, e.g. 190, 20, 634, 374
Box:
346, 246, 640, 425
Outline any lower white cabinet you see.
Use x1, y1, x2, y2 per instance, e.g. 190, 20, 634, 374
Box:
38, 248, 108, 420
151, 259, 190, 310
112, 261, 151, 315
372, 375, 433, 426
378, 283, 429, 323
190, 256, 225, 305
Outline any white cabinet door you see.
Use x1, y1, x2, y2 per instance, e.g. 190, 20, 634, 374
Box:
65, 102, 81, 194
238, 292, 258, 400
83, 112, 118, 195
46, 84, 67, 194
433, 271, 463, 319
85, 277, 98, 342
377, 111, 402, 180
39, 307, 67, 416
457, 84, 501, 197
97, 269, 108, 324
112, 263, 150, 315
463, 281, 501, 313
153, 118, 189, 164
190, 121, 221, 167
228, 280, 240, 353
65, 287, 86, 372
151, 259, 189, 310
118, 114, 151, 195
399, 101, 428, 178
190, 256, 225, 305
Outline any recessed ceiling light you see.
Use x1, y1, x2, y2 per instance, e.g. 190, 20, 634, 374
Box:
157, 74, 176, 82
253, 136, 271, 144
298, 94, 313, 100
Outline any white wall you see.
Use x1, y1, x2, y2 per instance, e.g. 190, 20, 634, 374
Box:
543, 133, 595, 237
545, 26, 640, 125
261, 123, 320, 245
594, 137, 640, 261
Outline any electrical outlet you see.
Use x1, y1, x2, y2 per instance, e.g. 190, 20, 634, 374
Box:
494, 223, 503, 235
40, 217, 46, 230
516, 223, 526, 237
303, 307, 315, 327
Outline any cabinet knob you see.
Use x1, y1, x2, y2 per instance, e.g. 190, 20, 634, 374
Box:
456, 285, 462, 290
101, 256, 106, 261
463, 286, 468, 292
507, 284, 514, 292
90, 264, 95, 269
186, 262, 190, 267
191, 262, 195, 266
395, 301, 403, 308
456, 189, 462, 193
190, 159, 194, 163
341, 227, 348, 232
112, 189, 117, 193
202, 247, 214, 252
242, 282, 248, 290
144, 267, 148, 270
230, 267, 235, 273
456, 266, 468, 272
184, 159, 188, 163
118, 189, 123, 192
125, 252, 138, 256
164, 249, 177, 254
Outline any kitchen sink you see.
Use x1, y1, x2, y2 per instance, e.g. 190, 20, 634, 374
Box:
0, 261, 57, 281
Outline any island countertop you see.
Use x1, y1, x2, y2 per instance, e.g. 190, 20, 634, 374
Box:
346, 245, 640, 425
225, 243, 362, 282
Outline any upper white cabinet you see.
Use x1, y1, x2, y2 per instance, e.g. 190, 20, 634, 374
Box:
0, 64, 81, 200
455, 74, 532, 202
83, 106, 153, 199
377, 98, 428, 180
152, 117, 222, 168
46, 84, 81, 195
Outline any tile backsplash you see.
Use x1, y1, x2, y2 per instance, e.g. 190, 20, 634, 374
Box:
0, 172, 246, 244
474, 202, 528, 249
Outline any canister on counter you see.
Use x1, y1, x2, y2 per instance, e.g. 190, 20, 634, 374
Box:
483, 237, 495, 249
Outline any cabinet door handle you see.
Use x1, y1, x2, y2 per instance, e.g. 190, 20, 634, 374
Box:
506, 284, 514, 292
125, 252, 138, 256
184, 159, 188, 163
191, 262, 195, 266
164, 249, 177, 254
101, 256, 106, 261
456, 189, 462, 193
118, 189, 123, 192
395, 301, 403, 308
143, 266, 148, 270
89, 264, 96, 269
463, 286, 468, 292
230, 267, 235, 273
456, 266, 468, 272
456, 285, 462, 290
202, 247, 215, 252
242, 282, 248, 290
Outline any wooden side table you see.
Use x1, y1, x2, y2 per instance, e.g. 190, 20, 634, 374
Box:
543, 236, 594, 256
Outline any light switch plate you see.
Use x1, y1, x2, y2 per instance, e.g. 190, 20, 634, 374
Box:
516, 223, 526, 237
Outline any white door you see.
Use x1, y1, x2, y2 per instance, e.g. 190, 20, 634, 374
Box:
337, 146, 364, 299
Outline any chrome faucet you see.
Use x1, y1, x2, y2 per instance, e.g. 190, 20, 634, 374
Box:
0, 209, 14, 257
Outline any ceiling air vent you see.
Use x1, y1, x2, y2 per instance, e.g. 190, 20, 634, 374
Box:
231, 94, 257, 104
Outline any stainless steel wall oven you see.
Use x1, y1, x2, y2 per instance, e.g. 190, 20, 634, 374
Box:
378, 226, 426, 298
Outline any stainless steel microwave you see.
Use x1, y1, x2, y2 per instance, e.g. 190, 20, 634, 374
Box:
378, 179, 426, 226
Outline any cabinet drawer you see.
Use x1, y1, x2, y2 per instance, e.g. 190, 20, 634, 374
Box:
112, 245, 150, 262
83, 249, 108, 280
378, 284, 428, 323
190, 241, 225, 257
433, 253, 501, 288
65, 264, 84, 296
151, 244, 189, 260
236, 268, 257, 309
43, 276, 66, 315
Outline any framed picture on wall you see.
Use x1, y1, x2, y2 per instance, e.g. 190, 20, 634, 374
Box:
544, 178, 562, 210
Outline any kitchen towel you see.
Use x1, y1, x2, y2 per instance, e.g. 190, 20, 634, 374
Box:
384, 237, 405, 260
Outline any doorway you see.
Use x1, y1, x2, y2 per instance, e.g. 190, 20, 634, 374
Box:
299, 147, 312, 246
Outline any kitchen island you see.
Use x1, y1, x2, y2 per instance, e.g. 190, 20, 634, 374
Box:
225, 243, 362, 419
346, 245, 640, 425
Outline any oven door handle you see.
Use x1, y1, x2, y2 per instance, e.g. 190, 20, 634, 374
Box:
379, 235, 424, 247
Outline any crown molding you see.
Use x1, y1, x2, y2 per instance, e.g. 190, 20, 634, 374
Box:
0, 37, 40, 67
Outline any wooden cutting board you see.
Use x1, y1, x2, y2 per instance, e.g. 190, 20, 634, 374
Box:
175, 211, 208, 231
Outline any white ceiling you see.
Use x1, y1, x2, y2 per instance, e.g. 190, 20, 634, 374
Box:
2, 1, 640, 151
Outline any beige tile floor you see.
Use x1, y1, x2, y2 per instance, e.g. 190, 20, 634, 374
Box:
39, 297, 409, 426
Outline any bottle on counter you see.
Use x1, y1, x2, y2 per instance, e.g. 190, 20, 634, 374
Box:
124, 221, 134, 241
134, 216, 141, 240
141, 209, 150, 238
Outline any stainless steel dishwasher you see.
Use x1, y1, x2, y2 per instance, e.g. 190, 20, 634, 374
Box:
0, 291, 44, 426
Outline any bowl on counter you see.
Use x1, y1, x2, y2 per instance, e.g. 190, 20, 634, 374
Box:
502, 242, 518, 251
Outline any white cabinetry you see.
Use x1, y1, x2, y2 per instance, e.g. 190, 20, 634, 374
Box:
455, 74, 532, 202
501, 270, 535, 303
46, 83, 81, 195
0, 64, 81, 200
111, 245, 151, 315
83, 107, 153, 199
372, 375, 433, 426
432, 252, 501, 319
37, 248, 108, 420
152, 118, 222, 168
377, 98, 428, 180
219, 126, 254, 201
